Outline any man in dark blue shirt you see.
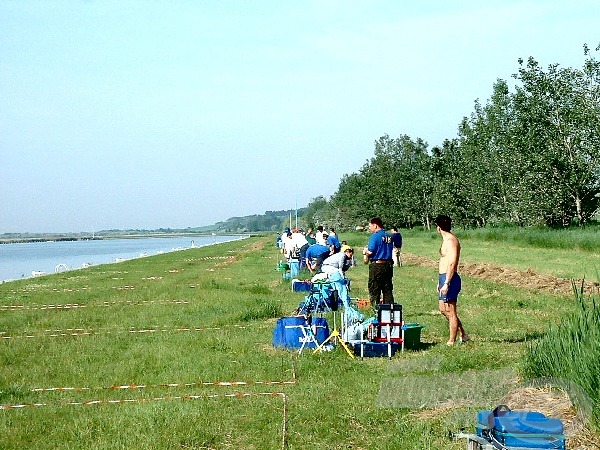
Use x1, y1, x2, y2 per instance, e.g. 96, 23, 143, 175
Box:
363, 217, 394, 307
391, 226, 403, 267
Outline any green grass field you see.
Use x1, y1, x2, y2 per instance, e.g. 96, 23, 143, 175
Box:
1, 231, 598, 449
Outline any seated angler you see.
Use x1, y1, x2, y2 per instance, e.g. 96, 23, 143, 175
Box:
320, 245, 354, 276
305, 228, 316, 245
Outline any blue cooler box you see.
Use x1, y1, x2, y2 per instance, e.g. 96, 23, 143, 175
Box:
292, 280, 312, 292
476, 407, 565, 449
272, 317, 330, 349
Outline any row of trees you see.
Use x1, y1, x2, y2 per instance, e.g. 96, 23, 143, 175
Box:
304, 45, 600, 230
209, 209, 307, 233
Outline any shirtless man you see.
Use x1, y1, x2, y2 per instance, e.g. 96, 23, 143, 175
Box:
436, 215, 470, 346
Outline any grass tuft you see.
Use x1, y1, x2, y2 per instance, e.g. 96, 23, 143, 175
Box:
236, 298, 283, 322
243, 284, 272, 295
459, 225, 600, 252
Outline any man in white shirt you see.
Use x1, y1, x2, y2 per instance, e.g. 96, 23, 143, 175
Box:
280, 229, 295, 259
315, 226, 327, 246
291, 230, 310, 261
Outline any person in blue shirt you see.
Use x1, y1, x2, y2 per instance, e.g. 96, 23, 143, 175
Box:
305, 244, 331, 274
325, 232, 341, 254
390, 226, 403, 267
362, 217, 394, 307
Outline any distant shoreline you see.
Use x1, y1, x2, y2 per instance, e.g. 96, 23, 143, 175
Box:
0, 234, 251, 283
0, 232, 256, 245
0, 236, 104, 244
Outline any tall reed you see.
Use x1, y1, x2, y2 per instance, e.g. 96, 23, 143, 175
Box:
522, 280, 600, 428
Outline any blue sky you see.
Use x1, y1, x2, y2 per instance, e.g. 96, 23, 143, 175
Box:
1, 1, 598, 233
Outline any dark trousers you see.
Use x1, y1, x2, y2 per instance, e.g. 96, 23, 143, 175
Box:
368, 263, 394, 306
299, 243, 310, 259
299, 244, 310, 268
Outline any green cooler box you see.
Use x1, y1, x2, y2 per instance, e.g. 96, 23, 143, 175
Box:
401, 323, 424, 349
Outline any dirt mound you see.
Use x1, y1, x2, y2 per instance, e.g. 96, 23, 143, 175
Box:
404, 253, 598, 297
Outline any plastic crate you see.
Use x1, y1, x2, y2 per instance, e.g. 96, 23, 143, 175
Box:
476, 407, 565, 449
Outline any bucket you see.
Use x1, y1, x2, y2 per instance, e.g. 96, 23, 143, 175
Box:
277, 262, 290, 272
289, 261, 300, 278
402, 323, 424, 349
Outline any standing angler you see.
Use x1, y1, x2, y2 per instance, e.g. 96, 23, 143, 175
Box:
390, 226, 403, 267
363, 217, 394, 308
436, 214, 470, 346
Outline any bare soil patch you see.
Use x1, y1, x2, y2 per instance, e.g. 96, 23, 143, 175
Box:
404, 253, 599, 297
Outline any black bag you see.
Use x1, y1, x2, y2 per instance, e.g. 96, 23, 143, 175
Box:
327, 289, 339, 311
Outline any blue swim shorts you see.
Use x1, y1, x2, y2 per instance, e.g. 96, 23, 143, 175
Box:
438, 273, 461, 302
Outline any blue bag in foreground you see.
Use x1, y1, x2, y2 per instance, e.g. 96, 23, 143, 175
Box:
476, 405, 566, 449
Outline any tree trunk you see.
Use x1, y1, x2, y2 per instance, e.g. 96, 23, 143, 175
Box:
575, 195, 584, 226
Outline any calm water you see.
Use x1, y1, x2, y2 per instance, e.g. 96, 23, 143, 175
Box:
0, 235, 245, 283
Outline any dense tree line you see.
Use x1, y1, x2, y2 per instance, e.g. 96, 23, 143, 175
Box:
304, 46, 600, 230
210, 209, 307, 233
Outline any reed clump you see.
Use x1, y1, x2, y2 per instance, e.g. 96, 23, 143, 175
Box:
522, 280, 600, 430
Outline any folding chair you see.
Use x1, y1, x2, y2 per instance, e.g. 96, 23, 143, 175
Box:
309, 282, 335, 314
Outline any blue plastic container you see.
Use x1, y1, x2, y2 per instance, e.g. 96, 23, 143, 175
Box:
272, 317, 330, 349
289, 261, 300, 278
476, 407, 565, 449
292, 280, 312, 292
351, 341, 398, 358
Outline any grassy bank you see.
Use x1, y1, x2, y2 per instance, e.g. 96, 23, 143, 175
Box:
0, 232, 597, 448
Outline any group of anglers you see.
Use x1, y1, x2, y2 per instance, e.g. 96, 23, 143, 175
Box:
277, 215, 468, 346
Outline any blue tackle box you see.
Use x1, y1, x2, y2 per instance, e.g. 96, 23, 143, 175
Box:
351, 341, 399, 358
292, 279, 312, 292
